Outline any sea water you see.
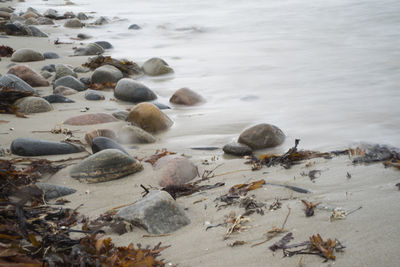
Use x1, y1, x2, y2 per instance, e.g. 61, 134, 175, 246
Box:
16, 0, 400, 151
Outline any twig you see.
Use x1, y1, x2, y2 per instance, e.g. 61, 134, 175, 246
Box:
140, 184, 150, 197
142, 233, 170, 238
347, 206, 362, 216
201, 163, 224, 180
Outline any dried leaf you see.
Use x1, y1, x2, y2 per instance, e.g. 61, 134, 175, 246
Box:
309, 234, 336, 260
145, 149, 176, 166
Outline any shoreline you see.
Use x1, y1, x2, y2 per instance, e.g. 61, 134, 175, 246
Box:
1, 1, 400, 266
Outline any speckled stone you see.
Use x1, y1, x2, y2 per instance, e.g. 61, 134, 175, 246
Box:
63, 113, 118, 125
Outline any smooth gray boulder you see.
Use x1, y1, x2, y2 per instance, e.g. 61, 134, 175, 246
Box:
53, 86, 78, 96
85, 89, 105, 100
43, 52, 60, 59
238, 123, 285, 149
0, 74, 35, 93
37, 17, 54, 25
74, 43, 104, 56
55, 64, 77, 80
14, 96, 53, 114
223, 142, 252, 156
128, 24, 141, 30
43, 9, 58, 19
27, 26, 48, 37
116, 190, 190, 234
11, 48, 44, 62
91, 65, 123, 84
77, 12, 88, 20
11, 138, 84, 156
92, 136, 128, 155
64, 18, 83, 28
117, 125, 156, 144
94, 41, 113, 50
54, 76, 85, 91
70, 149, 143, 183
114, 78, 156, 103
142, 57, 173, 76
112, 110, 129, 121
36, 183, 76, 200
43, 94, 75, 103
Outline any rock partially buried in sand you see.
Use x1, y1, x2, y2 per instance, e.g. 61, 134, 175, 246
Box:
36, 183, 76, 200
54, 76, 85, 91
64, 18, 83, 28
142, 57, 173, 76
7, 65, 49, 87
43, 52, 60, 59
94, 41, 113, 50
223, 142, 252, 156
55, 64, 77, 80
85, 129, 117, 146
54, 86, 78, 96
116, 190, 190, 234
112, 110, 129, 121
91, 65, 123, 84
0, 74, 35, 94
114, 78, 156, 103
117, 125, 156, 144
238, 123, 285, 150
64, 113, 118, 125
74, 43, 104, 56
155, 155, 198, 187
92, 136, 128, 155
170, 87, 204, 106
126, 102, 173, 133
43, 94, 75, 103
77, 12, 88, 20
70, 149, 143, 183
11, 48, 44, 62
128, 24, 141, 30
85, 89, 105, 100
11, 137, 84, 156
14, 96, 52, 114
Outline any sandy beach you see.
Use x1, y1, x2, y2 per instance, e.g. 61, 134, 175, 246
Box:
1, 0, 400, 266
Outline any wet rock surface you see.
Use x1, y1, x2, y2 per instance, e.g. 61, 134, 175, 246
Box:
223, 142, 253, 156
36, 183, 77, 200
142, 57, 173, 76
126, 102, 173, 133
43, 94, 75, 103
117, 125, 156, 144
11, 137, 84, 156
91, 136, 128, 155
114, 78, 156, 103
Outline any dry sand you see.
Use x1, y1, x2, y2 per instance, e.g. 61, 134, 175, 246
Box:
1, 1, 400, 266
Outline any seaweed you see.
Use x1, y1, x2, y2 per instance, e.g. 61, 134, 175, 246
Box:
82, 55, 143, 77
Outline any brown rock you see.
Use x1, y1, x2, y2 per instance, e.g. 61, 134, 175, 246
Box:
53, 86, 78, 96
64, 113, 118, 126
126, 102, 173, 133
85, 129, 117, 146
23, 11, 39, 19
154, 156, 198, 187
238, 123, 285, 149
169, 87, 204, 106
7, 65, 50, 87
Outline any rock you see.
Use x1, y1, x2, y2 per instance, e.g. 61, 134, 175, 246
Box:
116, 190, 190, 234
11, 137, 83, 156
112, 110, 129, 121
41, 64, 55, 72
128, 24, 141, 30
84, 89, 105, 100
11, 48, 44, 62
26, 26, 48, 37
114, 78, 156, 103
64, 18, 83, 28
126, 103, 173, 133
40, 70, 52, 79
27, 7, 40, 15
70, 149, 143, 183
84, 129, 117, 146
9, 14, 24, 23
94, 16, 109, 25
91, 65, 123, 84
22, 11, 38, 19
92, 136, 128, 155
154, 156, 197, 187
36, 183, 76, 200
142, 57, 173, 76
43, 94, 74, 103
94, 41, 113, 49
149, 101, 170, 110
76, 12, 88, 20
4, 22, 24, 35
0, 147, 6, 157
117, 125, 156, 144
169, 87, 204, 105
24, 18, 39, 25
63, 113, 118, 125
73, 66, 90, 73
63, 11, 75, 19
54, 86, 78, 96
43, 52, 60, 59
43, 9, 58, 19
0, 74, 35, 93
7, 65, 49, 87
0, 7, 14, 13
222, 142, 252, 156
238, 123, 285, 149
54, 64, 77, 80
0, 11, 11, 19
74, 43, 104, 56
80, 77, 91, 86
77, 33, 91, 39
14, 96, 53, 114
37, 17, 54, 25
54, 76, 85, 91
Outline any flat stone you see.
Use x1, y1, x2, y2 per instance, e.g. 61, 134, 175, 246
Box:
94, 41, 113, 49
117, 125, 156, 144
92, 136, 128, 155
63, 113, 118, 125
14, 96, 52, 114
112, 110, 129, 121
36, 183, 76, 200
169, 87, 204, 106
70, 149, 143, 183
126, 102, 173, 133
11, 137, 84, 156
11, 48, 44, 62
142, 57, 173, 76
155, 156, 198, 187
7, 65, 49, 87
54, 76, 85, 91
238, 123, 285, 149
0, 74, 35, 93
27, 26, 48, 37
43, 94, 74, 103
84, 89, 105, 100
64, 18, 83, 28
43, 52, 60, 59
116, 190, 190, 234
91, 65, 123, 84
85, 129, 117, 146
74, 43, 104, 56
54, 64, 77, 80
114, 78, 156, 103
54, 86, 78, 96
223, 142, 253, 156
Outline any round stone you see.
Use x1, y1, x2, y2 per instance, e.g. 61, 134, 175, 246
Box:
94, 41, 113, 50
63, 113, 118, 126
54, 86, 78, 96
14, 96, 53, 114
223, 142, 253, 156
64, 18, 83, 28
117, 125, 156, 144
7, 65, 49, 87
114, 78, 156, 103
11, 48, 44, 62
74, 43, 104, 56
238, 123, 285, 149
55, 64, 77, 80
85, 89, 105, 100
154, 156, 198, 187
126, 102, 173, 133
92, 136, 128, 155
11, 137, 83, 156
91, 65, 123, 84
54, 76, 85, 91
169, 87, 204, 106
43, 52, 60, 59
142, 57, 173, 76
85, 129, 117, 146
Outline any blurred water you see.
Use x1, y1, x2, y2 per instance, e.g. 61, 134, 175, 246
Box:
17, 0, 400, 151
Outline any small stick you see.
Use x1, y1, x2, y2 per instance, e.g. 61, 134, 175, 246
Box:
347, 206, 362, 216
143, 233, 170, 238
